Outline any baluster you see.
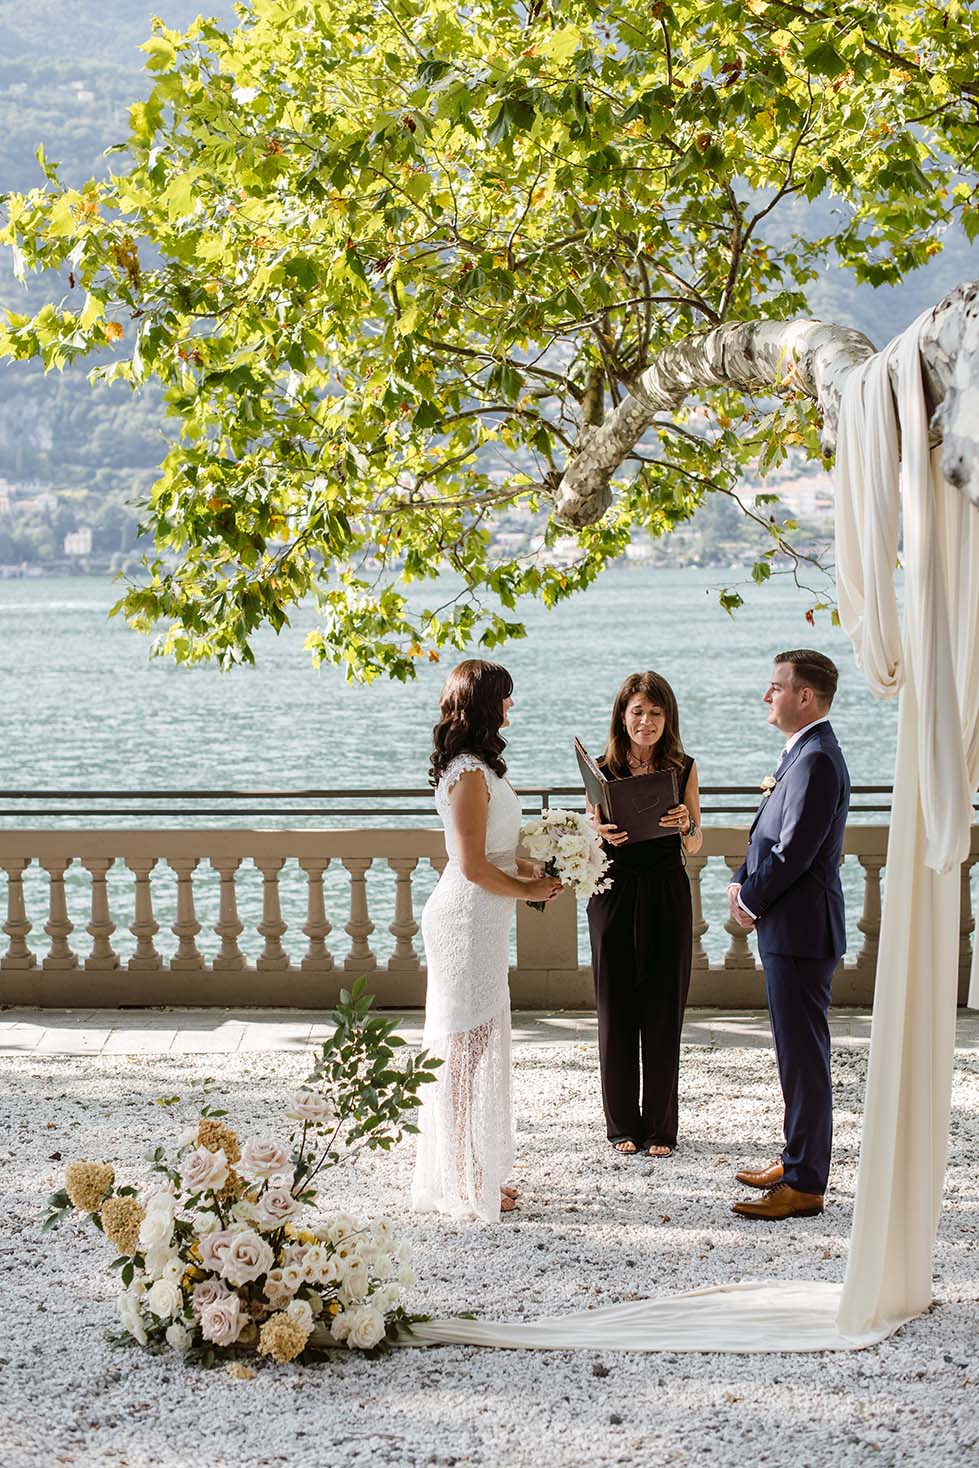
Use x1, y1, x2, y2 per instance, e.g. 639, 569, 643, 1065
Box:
856, 855, 885, 979
958, 854, 977, 996
1, 858, 36, 970
300, 857, 334, 973
255, 856, 289, 971
342, 857, 376, 971
83, 857, 118, 971
41, 857, 77, 971
211, 857, 246, 970
430, 854, 448, 878
686, 854, 709, 971
126, 857, 161, 971
168, 857, 204, 971
722, 857, 755, 969
387, 857, 420, 971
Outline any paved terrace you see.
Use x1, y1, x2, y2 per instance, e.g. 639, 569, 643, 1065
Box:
2, 1004, 979, 1054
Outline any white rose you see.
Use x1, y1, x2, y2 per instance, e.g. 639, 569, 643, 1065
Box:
162, 1257, 185, 1287
193, 1210, 223, 1236
138, 1210, 173, 1249
221, 1230, 274, 1287
146, 1278, 182, 1320
238, 1138, 290, 1180
230, 1199, 261, 1227
372, 1281, 403, 1314
117, 1285, 148, 1346
181, 1146, 229, 1194
166, 1321, 193, 1352
329, 1309, 352, 1343
325, 1214, 359, 1246
281, 1264, 305, 1293
302, 1245, 339, 1286
285, 1090, 334, 1125
143, 1244, 179, 1282
199, 1229, 236, 1273
286, 1298, 314, 1332
344, 1304, 387, 1350
200, 1294, 243, 1347
254, 1186, 299, 1230
263, 1268, 297, 1310
339, 1257, 370, 1304
191, 1277, 231, 1319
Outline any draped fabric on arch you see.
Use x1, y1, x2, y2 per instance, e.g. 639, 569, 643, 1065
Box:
402, 311, 979, 1354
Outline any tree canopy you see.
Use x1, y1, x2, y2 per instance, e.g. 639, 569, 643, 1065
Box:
1, 0, 978, 677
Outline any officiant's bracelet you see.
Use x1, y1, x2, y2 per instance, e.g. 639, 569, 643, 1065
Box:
683, 820, 699, 842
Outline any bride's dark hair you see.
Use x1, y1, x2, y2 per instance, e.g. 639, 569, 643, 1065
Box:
429, 659, 514, 786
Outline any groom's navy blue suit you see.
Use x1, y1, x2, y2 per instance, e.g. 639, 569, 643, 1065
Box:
733, 720, 850, 1195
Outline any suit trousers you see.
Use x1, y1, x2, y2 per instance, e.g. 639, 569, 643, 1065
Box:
761, 951, 835, 1195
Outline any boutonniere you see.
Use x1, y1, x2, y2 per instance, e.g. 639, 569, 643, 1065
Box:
760, 774, 777, 797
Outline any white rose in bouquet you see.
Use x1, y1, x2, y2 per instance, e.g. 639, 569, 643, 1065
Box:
221, 1230, 275, 1287
344, 1304, 387, 1350
200, 1294, 244, 1347
285, 1091, 334, 1125
254, 1185, 300, 1230
263, 1267, 298, 1310
286, 1298, 315, 1332
181, 1145, 229, 1194
117, 1283, 148, 1346
339, 1256, 371, 1304
239, 1138, 290, 1179
143, 1243, 179, 1282
138, 1208, 173, 1249
520, 809, 612, 908
165, 1322, 193, 1352
146, 1278, 183, 1320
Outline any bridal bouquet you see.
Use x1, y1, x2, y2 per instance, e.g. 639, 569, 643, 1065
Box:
521, 808, 612, 910
44, 980, 441, 1365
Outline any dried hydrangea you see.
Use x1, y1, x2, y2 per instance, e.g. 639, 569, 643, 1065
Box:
257, 1310, 310, 1364
196, 1118, 241, 1166
100, 1195, 144, 1256
65, 1161, 115, 1213
216, 1168, 246, 1204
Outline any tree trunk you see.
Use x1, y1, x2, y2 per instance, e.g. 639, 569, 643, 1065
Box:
554, 280, 979, 528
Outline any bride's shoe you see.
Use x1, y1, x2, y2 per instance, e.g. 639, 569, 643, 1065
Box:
500, 1189, 518, 1214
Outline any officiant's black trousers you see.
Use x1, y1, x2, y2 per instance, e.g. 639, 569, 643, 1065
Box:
762, 951, 834, 1195
588, 862, 692, 1148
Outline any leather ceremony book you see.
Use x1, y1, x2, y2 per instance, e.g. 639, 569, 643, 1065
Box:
574, 737, 680, 844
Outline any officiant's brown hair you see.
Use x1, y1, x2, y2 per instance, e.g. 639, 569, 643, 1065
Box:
429, 659, 514, 786
602, 670, 685, 779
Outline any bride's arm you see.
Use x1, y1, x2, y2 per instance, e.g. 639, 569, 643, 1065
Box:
450, 773, 559, 901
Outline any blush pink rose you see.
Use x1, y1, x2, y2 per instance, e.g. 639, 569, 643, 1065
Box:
254, 1186, 299, 1230
221, 1230, 274, 1287
191, 1277, 231, 1319
182, 1145, 229, 1194
199, 1229, 236, 1274
239, 1138, 290, 1180
200, 1294, 243, 1347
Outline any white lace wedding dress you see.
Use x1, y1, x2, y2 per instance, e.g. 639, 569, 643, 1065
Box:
411, 753, 521, 1223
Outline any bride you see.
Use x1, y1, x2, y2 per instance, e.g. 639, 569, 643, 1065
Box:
411, 659, 560, 1222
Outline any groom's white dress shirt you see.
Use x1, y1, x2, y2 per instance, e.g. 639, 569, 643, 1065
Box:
735, 716, 831, 920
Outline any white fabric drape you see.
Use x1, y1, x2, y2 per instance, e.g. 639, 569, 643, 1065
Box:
402, 311, 978, 1354
834, 313, 979, 1334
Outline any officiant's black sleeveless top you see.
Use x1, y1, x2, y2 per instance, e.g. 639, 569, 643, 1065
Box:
597, 754, 694, 871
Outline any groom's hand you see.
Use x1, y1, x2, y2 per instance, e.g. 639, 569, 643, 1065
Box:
727, 883, 755, 930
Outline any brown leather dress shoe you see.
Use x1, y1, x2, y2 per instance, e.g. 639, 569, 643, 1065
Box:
734, 1158, 784, 1190
730, 1183, 824, 1220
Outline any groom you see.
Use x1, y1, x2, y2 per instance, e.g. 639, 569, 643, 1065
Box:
727, 650, 850, 1221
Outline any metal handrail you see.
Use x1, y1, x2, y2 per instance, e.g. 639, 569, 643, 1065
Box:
0, 782, 908, 819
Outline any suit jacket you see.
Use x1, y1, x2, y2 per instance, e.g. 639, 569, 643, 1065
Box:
733, 721, 850, 960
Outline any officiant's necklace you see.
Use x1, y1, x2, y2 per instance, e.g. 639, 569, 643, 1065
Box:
627, 748, 657, 773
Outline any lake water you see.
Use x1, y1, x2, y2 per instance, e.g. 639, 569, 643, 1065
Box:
0, 568, 901, 970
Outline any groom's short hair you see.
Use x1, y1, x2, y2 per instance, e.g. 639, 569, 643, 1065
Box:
775, 649, 839, 708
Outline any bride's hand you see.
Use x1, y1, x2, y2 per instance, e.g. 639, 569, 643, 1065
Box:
520, 875, 562, 902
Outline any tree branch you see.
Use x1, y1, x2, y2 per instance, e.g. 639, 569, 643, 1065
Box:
552, 279, 979, 527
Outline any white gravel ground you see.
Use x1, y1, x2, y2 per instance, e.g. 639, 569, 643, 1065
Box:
2, 1041, 978, 1468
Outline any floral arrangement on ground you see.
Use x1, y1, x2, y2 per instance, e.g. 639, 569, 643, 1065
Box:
44, 979, 441, 1366
521, 807, 612, 909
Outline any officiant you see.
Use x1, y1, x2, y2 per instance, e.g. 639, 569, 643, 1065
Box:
586, 671, 702, 1159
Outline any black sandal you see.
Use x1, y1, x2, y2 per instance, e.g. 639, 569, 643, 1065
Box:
643, 1140, 675, 1158
609, 1137, 639, 1155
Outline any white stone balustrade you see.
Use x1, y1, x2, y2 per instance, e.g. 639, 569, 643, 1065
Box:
0, 825, 975, 1008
